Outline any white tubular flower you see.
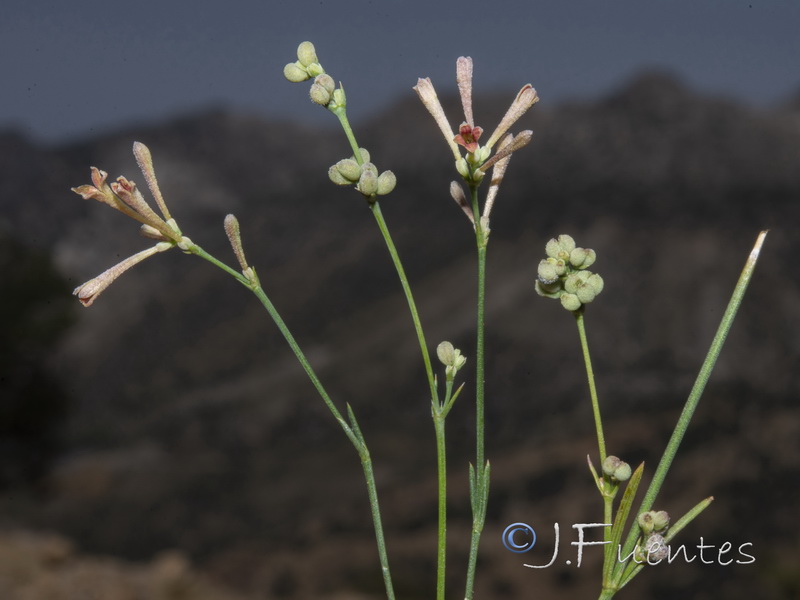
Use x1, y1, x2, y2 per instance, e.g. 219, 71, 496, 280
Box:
456, 56, 475, 128
73, 242, 172, 307
413, 77, 461, 161
484, 84, 539, 151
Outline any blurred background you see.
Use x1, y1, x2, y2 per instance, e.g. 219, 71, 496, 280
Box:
1, 1, 799, 598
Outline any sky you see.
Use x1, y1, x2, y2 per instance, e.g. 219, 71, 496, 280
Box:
2, 0, 799, 144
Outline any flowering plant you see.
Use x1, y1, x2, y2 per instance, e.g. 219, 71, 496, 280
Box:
70, 41, 766, 599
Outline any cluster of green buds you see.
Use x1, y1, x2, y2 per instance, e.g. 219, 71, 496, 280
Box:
436, 341, 467, 381
283, 42, 345, 111
328, 148, 396, 201
535, 234, 604, 312
635, 510, 671, 563
601, 455, 632, 483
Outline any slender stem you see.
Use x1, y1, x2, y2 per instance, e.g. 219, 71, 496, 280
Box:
475, 243, 487, 469
574, 310, 607, 465
464, 528, 481, 600
432, 378, 454, 600
464, 184, 488, 600
332, 107, 364, 163
433, 405, 448, 600
191, 245, 251, 285
470, 185, 488, 473
371, 202, 437, 399
360, 448, 397, 600
190, 243, 396, 600
616, 230, 767, 569
334, 103, 437, 397
334, 102, 441, 599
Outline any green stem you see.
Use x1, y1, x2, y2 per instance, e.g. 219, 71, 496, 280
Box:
334, 103, 437, 397
433, 402, 448, 600
335, 102, 441, 599
475, 246, 487, 470
574, 310, 607, 465
598, 587, 617, 600
370, 202, 437, 398
190, 243, 396, 600
360, 447, 396, 600
464, 184, 489, 600
332, 107, 364, 163
616, 230, 768, 572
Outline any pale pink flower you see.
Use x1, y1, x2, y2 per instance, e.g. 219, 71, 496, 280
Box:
414, 56, 539, 169
73, 243, 172, 307
71, 142, 188, 306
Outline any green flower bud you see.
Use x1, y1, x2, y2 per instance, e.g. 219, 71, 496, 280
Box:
307, 63, 325, 78
559, 234, 576, 253
612, 462, 631, 482
638, 511, 655, 535
357, 164, 379, 196
638, 510, 669, 536
330, 87, 346, 107
545, 238, 560, 259
361, 162, 379, 178
297, 41, 318, 67
354, 148, 370, 164
587, 273, 604, 295
471, 169, 485, 183
328, 165, 351, 186
309, 82, 331, 106
545, 234, 576, 260
283, 62, 309, 83
576, 283, 597, 304
560, 293, 581, 312
315, 74, 335, 95
651, 510, 670, 532
562, 271, 602, 305
563, 272, 582, 294
570, 247, 596, 269
437, 341, 466, 379
534, 280, 560, 297
456, 158, 470, 179
602, 456, 632, 483
335, 158, 362, 182
437, 341, 456, 365
602, 455, 623, 478
537, 259, 560, 284
376, 170, 397, 196
477, 145, 491, 163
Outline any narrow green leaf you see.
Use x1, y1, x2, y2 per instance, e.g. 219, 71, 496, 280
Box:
606, 462, 644, 584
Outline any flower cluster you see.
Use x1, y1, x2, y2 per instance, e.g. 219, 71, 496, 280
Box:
635, 510, 671, 563
328, 147, 397, 201
535, 234, 604, 312
414, 56, 538, 227
71, 142, 190, 306
602, 455, 632, 483
283, 42, 345, 111
436, 341, 467, 381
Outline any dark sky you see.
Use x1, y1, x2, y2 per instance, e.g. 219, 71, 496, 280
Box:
2, 0, 798, 143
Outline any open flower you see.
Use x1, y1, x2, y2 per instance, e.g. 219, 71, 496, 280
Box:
414, 57, 539, 225
413, 56, 538, 174
71, 142, 191, 306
